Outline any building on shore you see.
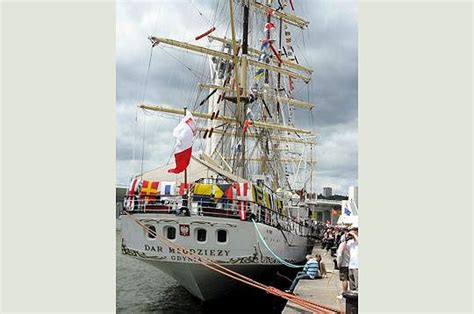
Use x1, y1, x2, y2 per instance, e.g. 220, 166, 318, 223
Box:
307, 198, 344, 225
308, 186, 358, 224
349, 186, 358, 207
322, 187, 333, 198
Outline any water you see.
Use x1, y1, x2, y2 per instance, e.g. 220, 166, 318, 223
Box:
116, 231, 289, 313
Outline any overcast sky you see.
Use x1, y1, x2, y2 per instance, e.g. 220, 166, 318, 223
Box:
116, 0, 357, 195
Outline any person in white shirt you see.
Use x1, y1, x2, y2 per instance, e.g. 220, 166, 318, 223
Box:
341, 226, 358, 291
336, 228, 351, 299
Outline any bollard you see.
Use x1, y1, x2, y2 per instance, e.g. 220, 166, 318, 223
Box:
343, 291, 358, 314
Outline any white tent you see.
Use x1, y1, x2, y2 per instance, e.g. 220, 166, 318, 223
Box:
337, 215, 358, 227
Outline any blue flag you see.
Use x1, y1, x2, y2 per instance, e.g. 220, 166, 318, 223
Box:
260, 42, 270, 50
344, 205, 351, 216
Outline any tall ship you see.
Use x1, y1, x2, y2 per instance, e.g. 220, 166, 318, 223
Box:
120, 0, 318, 301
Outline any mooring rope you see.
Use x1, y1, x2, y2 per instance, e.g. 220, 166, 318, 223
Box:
122, 211, 341, 314
251, 218, 305, 269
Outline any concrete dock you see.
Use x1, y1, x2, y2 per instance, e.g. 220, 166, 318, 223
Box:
283, 246, 346, 313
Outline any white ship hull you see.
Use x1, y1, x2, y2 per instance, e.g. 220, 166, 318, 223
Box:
121, 213, 313, 301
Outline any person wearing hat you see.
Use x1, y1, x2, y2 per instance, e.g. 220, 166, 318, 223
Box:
341, 225, 358, 291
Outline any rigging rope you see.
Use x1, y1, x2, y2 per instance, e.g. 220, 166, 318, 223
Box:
133, 45, 156, 180
188, 0, 213, 27
130, 44, 154, 180
139, 113, 147, 179
151, 0, 164, 38
158, 46, 204, 81
131, 106, 139, 181
122, 211, 341, 314
141, 46, 154, 102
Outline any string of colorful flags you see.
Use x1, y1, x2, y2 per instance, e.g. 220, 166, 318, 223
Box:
195, 1, 300, 140
125, 177, 287, 222
254, 5, 297, 96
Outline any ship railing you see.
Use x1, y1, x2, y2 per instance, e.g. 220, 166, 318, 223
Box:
123, 195, 315, 236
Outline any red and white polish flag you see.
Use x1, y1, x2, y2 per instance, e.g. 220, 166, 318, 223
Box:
126, 177, 140, 210
168, 112, 197, 174
127, 178, 140, 196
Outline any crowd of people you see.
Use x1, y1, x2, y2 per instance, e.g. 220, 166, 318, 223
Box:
285, 223, 359, 299
336, 226, 358, 297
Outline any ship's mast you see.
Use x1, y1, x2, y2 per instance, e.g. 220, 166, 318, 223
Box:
228, 0, 246, 179
240, 2, 250, 179
260, 0, 271, 180
275, 0, 286, 190
143, 0, 316, 191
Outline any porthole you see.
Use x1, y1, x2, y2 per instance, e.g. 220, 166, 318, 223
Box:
164, 226, 176, 240
146, 225, 156, 239
196, 228, 207, 242
217, 229, 227, 243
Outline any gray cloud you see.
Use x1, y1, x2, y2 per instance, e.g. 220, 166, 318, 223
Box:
116, 0, 357, 195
